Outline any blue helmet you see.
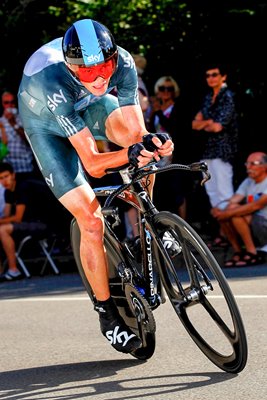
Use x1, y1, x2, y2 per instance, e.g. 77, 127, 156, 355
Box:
62, 19, 117, 66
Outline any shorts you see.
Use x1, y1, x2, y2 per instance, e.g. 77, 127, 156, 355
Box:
251, 214, 267, 247
18, 95, 120, 199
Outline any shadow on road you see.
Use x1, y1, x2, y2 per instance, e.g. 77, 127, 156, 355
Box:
0, 273, 85, 300
0, 359, 237, 399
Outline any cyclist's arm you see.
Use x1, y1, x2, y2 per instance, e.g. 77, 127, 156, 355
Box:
106, 104, 148, 148
117, 105, 173, 157
69, 127, 153, 178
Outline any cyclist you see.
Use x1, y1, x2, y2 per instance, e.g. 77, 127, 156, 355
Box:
18, 19, 174, 354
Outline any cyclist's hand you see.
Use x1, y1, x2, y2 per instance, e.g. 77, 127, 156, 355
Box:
128, 143, 155, 168
142, 133, 174, 158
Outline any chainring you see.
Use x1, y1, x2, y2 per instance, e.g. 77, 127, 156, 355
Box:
124, 283, 156, 334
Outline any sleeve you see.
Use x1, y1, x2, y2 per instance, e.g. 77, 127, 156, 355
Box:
213, 91, 236, 127
13, 181, 30, 206
114, 47, 139, 107
4, 190, 12, 204
236, 178, 250, 197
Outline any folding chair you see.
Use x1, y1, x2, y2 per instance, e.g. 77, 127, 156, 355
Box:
15, 231, 60, 278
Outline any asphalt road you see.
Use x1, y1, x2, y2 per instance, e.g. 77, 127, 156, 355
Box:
1, 264, 267, 400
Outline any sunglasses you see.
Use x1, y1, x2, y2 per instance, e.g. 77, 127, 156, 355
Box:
70, 54, 117, 83
244, 161, 265, 166
206, 72, 220, 78
3, 100, 15, 104
158, 86, 175, 92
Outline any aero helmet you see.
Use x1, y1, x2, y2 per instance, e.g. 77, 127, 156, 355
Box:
62, 19, 118, 82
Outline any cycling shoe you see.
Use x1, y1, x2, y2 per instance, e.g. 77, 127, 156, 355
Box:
95, 299, 142, 354
99, 317, 142, 353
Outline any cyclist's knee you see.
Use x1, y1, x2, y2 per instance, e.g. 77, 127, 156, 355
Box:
77, 213, 104, 239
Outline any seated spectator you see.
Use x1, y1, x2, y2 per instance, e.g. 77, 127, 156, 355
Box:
211, 152, 267, 267
0, 162, 48, 282
0, 91, 40, 182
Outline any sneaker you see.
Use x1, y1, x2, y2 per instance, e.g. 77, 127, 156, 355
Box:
162, 231, 182, 257
0, 270, 23, 282
95, 300, 142, 354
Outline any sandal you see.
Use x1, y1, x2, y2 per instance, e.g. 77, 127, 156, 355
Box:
235, 251, 263, 267
224, 252, 243, 268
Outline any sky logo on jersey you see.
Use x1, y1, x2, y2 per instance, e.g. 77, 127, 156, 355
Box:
47, 89, 67, 111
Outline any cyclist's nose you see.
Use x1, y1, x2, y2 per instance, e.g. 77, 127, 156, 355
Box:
92, 76, 108, 86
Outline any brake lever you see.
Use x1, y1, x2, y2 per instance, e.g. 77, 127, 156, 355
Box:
188, 162, 211, 186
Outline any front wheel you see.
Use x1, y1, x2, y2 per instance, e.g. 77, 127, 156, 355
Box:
151, 211, 248, 373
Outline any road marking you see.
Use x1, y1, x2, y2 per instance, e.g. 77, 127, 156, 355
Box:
1, 296, 89, 302
1, 294, 267, 302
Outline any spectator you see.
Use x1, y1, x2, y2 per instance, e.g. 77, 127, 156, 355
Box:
211, 152, 267, 267
192, 62, 239, 244
148, 76, 180, 136
122, 54, 151, 238
0, 162, 47, 282
0, 91, 38, 182
148, 76, 188, 219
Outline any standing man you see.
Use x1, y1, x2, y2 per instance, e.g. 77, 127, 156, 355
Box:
18, 19, 174, 354
192, 62, 239, 246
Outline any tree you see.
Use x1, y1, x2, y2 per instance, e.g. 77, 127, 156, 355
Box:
0, 0, 265, 113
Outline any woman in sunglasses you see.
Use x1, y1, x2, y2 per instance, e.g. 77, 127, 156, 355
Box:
18, 19, 174, 355
148, 76, 190, 220
148, 76, 180, 134
192, 63, 239, 248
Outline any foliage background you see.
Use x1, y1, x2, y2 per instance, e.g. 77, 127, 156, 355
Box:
0, 0, 266, 152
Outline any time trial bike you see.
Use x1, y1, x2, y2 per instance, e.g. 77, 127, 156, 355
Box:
70, 161, 248, 373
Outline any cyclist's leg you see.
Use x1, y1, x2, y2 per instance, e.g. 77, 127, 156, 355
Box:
82, 94, 155, 194
27, 132, 109, 295
26, 128, 141, 353
82, 94, 144, 147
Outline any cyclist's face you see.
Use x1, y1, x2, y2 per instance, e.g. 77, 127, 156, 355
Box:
80, 76, 110, 95
67, 55, 116, 95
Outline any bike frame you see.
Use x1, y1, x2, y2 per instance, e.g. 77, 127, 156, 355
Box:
94, 175, 162, 307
